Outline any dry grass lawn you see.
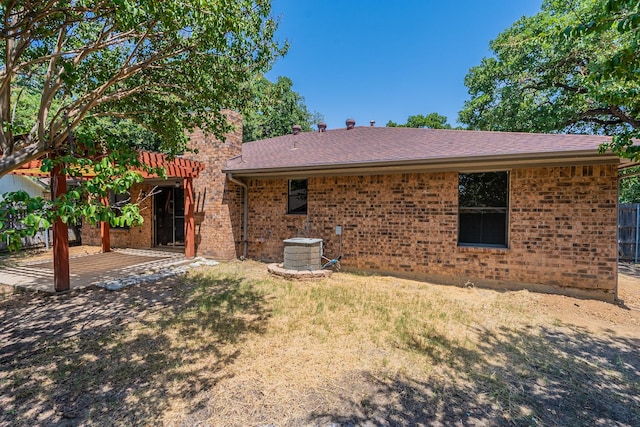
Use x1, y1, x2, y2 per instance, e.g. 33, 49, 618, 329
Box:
1, 259, 639, 426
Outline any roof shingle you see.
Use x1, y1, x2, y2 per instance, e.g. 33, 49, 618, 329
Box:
224, 126, 619, 175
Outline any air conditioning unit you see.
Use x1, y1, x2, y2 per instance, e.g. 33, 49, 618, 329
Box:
283, 238, 323, 271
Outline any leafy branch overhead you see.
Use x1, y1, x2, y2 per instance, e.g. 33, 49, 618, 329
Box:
0, 144, 166, 251
242, 76, 322, 142
459, 0, 640, 161
0, 0, 286, 175
0, 0, 284, 250
386, 113, 453, 129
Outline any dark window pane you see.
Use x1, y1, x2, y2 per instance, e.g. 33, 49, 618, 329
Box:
174, 217, 185, 243
459, 211, 507, 245
288, 179, 308, 214
458, 172, 508, 247
459, 172, 508, 207
174, 188, 185, 213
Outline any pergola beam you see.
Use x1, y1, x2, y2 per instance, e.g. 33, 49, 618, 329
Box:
100, 196, 111, 253
7, 150, 204, 291
184, 176, 195, 258
51, 161, 70, 292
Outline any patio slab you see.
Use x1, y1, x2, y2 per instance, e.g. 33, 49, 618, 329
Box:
0, 248, 192, 293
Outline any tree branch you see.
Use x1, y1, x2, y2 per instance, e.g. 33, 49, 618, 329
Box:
553, 81, 589, 94
38, 23, 68, 149
577, 106, 640, 129
8, 29, 139, 74
1, 1, 19, 154
91, 111, 158, 119
0, 2, 109, 38
0, 139, 48, 176
94, 84, 188, 106
124, 21, 156, 69
609, 105, 640, 129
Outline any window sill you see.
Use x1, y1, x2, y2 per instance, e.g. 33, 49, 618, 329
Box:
457, 245, 509, 254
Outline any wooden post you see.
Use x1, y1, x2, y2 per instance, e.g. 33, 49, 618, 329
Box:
51, 161, 70, 292
184, 176, 195, 258
100, 196, 111, 253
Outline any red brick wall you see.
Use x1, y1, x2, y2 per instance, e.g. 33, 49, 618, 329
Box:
81, 112, 243, 260
243, 164, 618, 301
81, 183, 154, 248
183, 111, 243, 260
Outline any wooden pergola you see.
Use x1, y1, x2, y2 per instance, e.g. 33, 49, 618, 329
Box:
8, 151, 205, 292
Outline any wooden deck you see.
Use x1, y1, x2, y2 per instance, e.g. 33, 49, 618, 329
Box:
0, 249, 189, 293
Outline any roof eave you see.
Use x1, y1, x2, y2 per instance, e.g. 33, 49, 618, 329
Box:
223, 151, 623, 178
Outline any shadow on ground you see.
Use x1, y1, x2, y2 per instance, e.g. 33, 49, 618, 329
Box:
0, 271, 269, 426
309, 325, 640, 426
1, 267, 639, 426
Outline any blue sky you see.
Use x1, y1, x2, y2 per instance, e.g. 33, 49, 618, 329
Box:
266, 1, 543, 130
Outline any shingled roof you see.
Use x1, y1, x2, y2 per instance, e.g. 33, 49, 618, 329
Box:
223, 126, 627, 177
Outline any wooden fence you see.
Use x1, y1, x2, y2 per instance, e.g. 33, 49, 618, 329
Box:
0, 209, 81, 252
619, 203, 640, 262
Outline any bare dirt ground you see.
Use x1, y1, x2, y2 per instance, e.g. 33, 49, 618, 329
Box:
0, 248, 639, 426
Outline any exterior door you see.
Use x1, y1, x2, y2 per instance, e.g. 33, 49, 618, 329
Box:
154, 186, 185, 247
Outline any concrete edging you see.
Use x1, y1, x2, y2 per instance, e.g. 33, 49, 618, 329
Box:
267, 263, 332, 279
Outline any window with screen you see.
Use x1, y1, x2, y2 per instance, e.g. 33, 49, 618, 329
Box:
287, 179, 308, 214
458, 171, 509, 247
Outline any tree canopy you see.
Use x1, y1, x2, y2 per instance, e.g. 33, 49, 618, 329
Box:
0, 0, 284, 175
459, 0, 639, 143
242, 76, 322, 142
386, 113, 453, 129
565, 0, 640, 160
0, 0, 284, 250
619, 168, 640, 203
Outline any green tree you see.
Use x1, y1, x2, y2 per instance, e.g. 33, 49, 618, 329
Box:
566, 0, 640, 84
242, 76, 322, 142
619, 168, 640, 203
10, 74, 163, 151
0, 0, 283, 173
0, 0, 284, 249
459, 0, 639, 138
460, 0, 640, 205
565, 0, 640, 160
386, 113, 453, 129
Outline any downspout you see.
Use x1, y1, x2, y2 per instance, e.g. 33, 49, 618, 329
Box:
227, 173, 248, 259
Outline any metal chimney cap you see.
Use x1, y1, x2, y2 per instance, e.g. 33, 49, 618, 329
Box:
370, 120, 376, 127
318, 122, 327, 132
346, 118, 356, 129
292, 124, 302, 135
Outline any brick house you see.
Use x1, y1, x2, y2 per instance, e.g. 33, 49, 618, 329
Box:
77, 114, 627, 302
81, 112, 243, 259
222, 120, 629, 303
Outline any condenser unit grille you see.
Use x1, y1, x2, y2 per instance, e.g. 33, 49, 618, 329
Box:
283, 238, 322, 271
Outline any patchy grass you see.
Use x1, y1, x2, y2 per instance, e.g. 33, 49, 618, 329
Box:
1, 260, 639, 426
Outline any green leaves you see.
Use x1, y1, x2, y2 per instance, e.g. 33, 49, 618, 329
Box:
0, 140, 155, 250
242, 75, 322, 142
617, 12, 640, 32
460, 0, 640, 141
1, 0, 285, 176
386, 113, 453, 129
1, 0, 287, 250
0, 191, 50, 251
